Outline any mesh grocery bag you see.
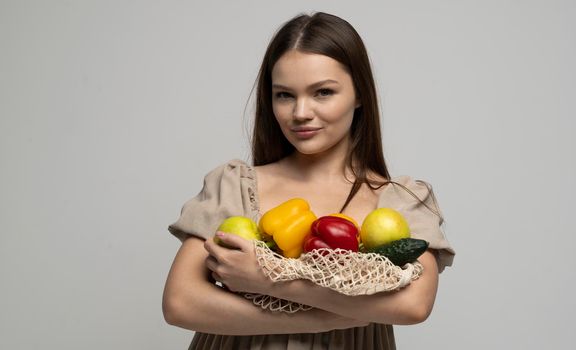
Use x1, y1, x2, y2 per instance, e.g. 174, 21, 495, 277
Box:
243, 240, 424, 313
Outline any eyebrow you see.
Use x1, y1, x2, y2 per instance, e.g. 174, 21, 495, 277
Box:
272, 79, 340, 90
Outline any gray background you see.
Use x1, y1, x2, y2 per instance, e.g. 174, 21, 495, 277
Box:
1, 0, 575, 349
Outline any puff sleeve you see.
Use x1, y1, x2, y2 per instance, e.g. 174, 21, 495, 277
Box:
168, 159, 259, 242
378, 176, 455, 272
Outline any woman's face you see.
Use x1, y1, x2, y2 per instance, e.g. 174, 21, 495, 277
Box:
271, 50, 360, 157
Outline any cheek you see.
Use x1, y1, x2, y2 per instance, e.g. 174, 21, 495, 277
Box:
272, 103, 284, 122
321, 100, 356, 126
272, 103, 294, 128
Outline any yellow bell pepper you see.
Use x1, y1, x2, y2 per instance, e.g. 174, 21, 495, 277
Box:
259, 198, 317, 258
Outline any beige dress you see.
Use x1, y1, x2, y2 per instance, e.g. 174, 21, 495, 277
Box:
168, 159, 456, 350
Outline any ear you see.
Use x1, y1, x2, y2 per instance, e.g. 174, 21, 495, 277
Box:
355, 98, 362, 108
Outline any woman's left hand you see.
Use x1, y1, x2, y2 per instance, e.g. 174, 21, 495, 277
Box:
203, 232, 273, 294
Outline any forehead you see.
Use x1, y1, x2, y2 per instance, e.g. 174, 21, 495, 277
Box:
271, 50, 352, 87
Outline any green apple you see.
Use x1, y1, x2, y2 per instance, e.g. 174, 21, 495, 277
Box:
214, 216, 261, 246
360, 208, 410, 250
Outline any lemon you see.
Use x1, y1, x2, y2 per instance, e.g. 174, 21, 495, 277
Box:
360, 208, 410, 250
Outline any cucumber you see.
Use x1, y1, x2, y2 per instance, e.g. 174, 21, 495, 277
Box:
370, 238, 429, 266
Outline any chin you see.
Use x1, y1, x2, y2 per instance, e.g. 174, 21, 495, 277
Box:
286, 134, 349, 157
292, 142, 333, 156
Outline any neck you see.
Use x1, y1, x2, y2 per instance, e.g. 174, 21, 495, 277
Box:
283, 139, 355, 184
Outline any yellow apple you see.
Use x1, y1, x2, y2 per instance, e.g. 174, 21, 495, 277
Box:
360, 208, 410, 250
214, 216, 261, 246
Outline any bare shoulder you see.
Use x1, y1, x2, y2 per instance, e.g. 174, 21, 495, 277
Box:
253, 162, 293, 213
253, 162, 280, 176
253, 162, 285, 187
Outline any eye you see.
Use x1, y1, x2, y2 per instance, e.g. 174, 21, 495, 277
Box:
274, 92, 293, 99
316, 88, 334, 97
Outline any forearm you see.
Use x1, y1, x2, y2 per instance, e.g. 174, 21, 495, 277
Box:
269, 251, 440, 325
165, 282, 363, 335
163, 237, 366, 335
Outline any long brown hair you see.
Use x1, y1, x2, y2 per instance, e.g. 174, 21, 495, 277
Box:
250, 12, 433, 215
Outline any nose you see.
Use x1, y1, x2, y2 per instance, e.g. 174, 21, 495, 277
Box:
292, 97, 314, 121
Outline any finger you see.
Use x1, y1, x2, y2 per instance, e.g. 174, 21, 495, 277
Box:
205, 255, 218, 272
215, 231, 252, 252
203, 236, 228, 259
211, 271, 222, 283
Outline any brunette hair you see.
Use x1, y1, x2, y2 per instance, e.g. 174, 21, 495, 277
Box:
250, 12, 438, 216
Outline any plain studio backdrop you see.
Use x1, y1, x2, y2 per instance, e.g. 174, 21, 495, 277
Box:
1, 1, 574, 349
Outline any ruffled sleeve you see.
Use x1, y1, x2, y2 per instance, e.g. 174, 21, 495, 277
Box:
168, 159, 259, 242
378, 176, 455, 272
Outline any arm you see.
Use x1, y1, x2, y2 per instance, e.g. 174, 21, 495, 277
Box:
270, 250, 439, 325
205, 233, 439, 326
162, 236, 369, 335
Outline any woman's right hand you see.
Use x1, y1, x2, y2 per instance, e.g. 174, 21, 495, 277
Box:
203, 232, 274, 295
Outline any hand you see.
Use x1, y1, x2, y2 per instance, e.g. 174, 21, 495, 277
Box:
204, 232, 273, 294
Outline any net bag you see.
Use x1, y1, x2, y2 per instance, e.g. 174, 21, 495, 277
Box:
243, 240, 424, 313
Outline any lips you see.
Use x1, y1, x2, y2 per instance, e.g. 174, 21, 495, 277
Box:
290, 126, 322, 139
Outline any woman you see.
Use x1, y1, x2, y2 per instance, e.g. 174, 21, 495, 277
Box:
163, 11, 455, 349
